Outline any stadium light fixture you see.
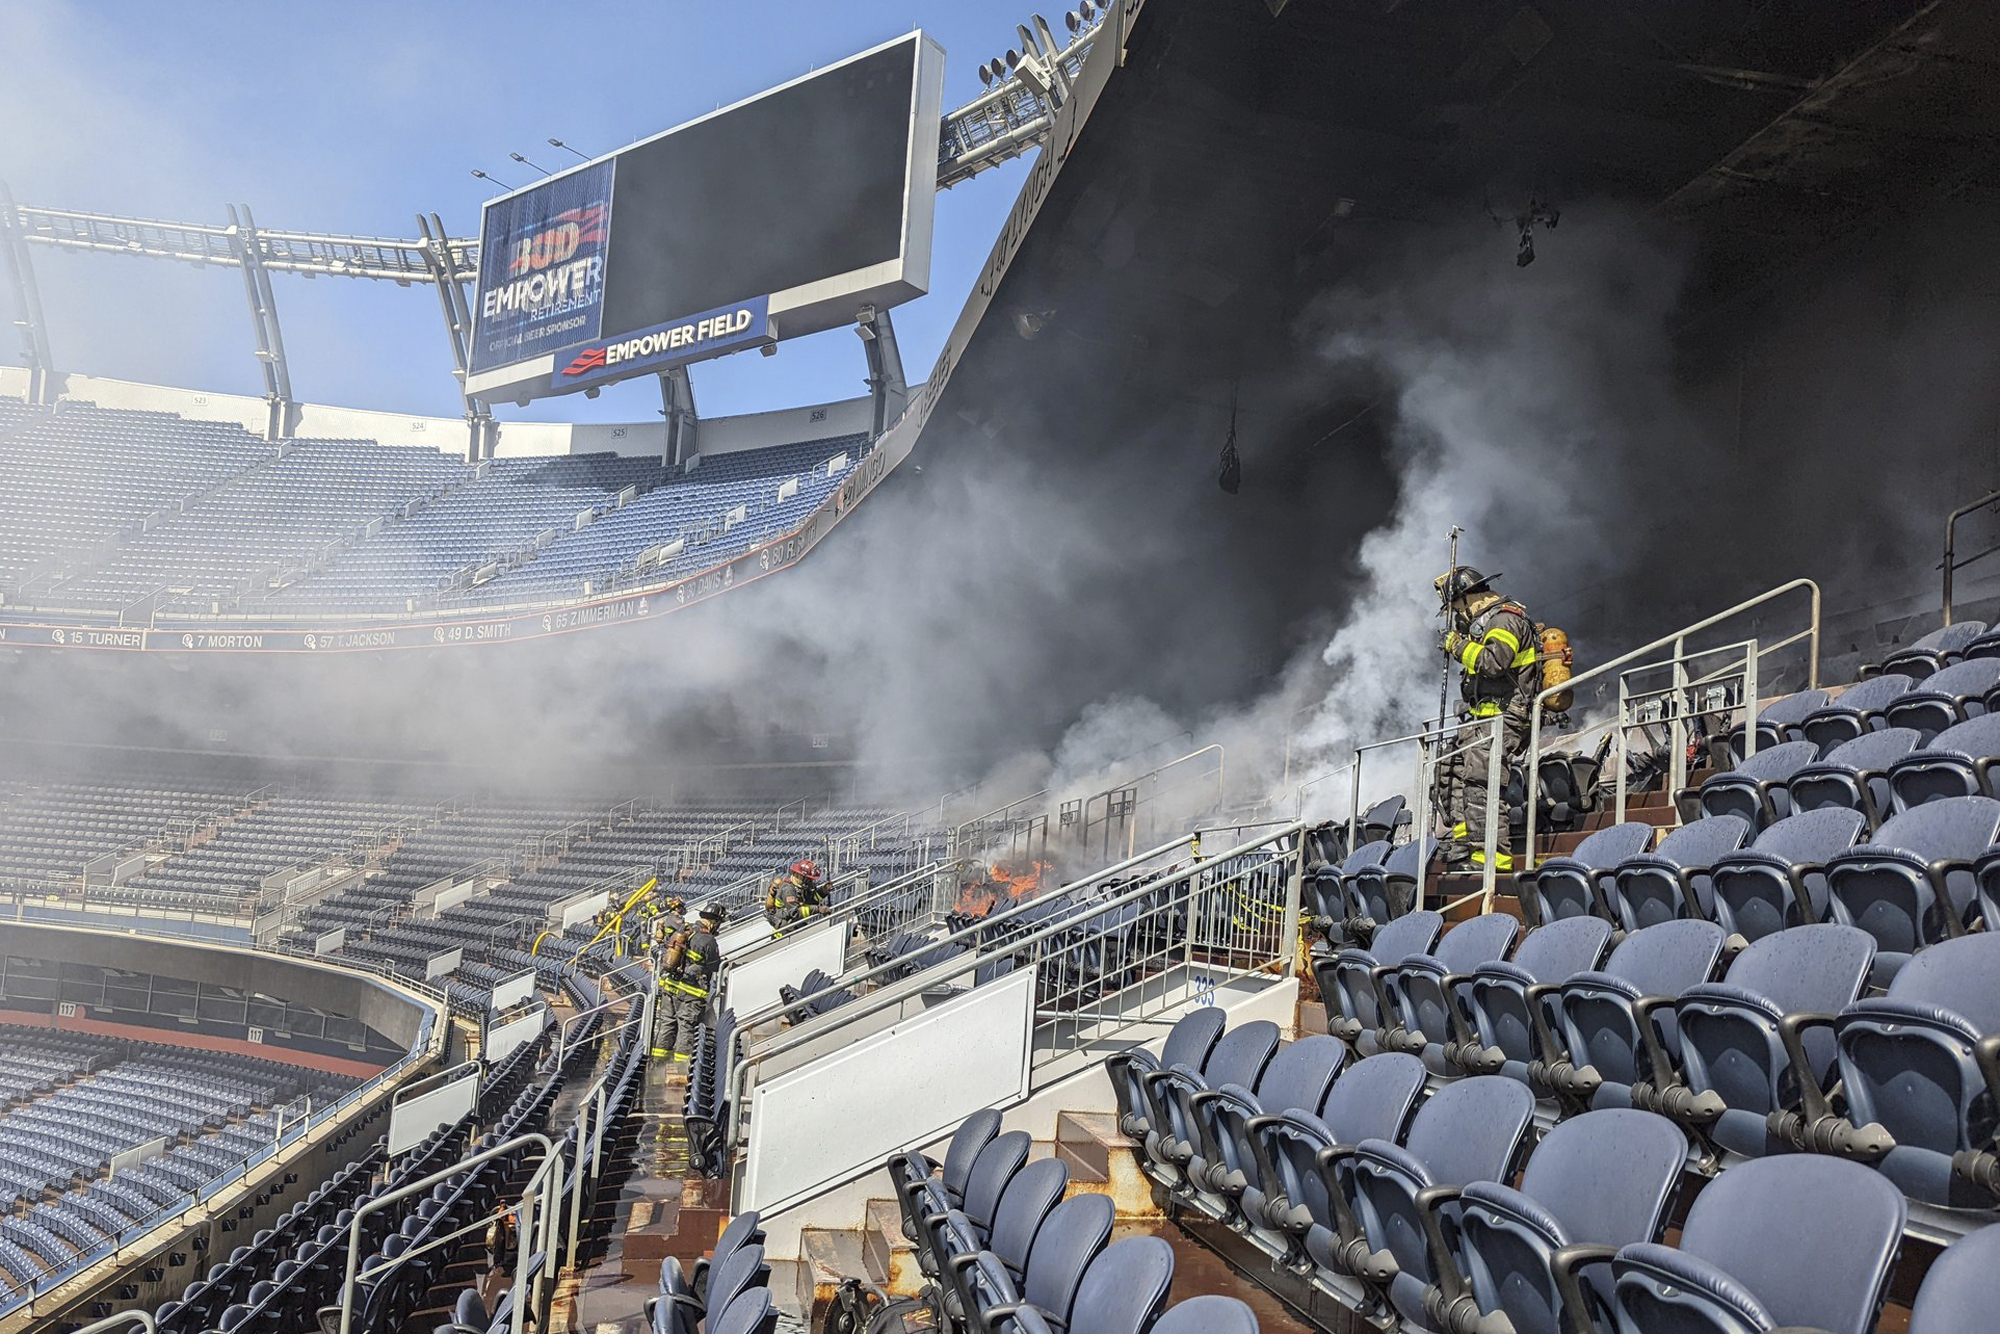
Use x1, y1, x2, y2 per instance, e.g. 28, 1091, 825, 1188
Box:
508, 152, 552, 178
470, 168, 516, 191
978, 62, 996, 88
547, 138, 593, 161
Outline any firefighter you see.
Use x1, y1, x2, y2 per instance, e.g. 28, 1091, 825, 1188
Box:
764, 859, 826, 935
1434, 566, 1539, 871
649, 895, 687, 961
653, 902, 725, 1062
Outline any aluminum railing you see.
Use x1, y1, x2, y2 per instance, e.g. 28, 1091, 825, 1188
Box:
727, 822, 1304, 1153
1944, 487, 2000, 625
1522, 578, 1820, 872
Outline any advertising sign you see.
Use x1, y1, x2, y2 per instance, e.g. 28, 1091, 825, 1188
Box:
471, 160, 615, 375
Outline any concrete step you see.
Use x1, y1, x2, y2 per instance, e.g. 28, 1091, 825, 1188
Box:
800, 1226, 873, 1328
1055, 1112, 1155, 1218
862, 1196, 922, 1297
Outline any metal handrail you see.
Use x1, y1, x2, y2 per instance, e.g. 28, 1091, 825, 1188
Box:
1522, 578, 1820, 871
1077, 745, 1225, 856
1944, 487, 2000, 625
734, 821, 1301, 1089
728, 826, 1217, 1059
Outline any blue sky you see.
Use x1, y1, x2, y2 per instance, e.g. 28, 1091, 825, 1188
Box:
0, 1, 1041, 424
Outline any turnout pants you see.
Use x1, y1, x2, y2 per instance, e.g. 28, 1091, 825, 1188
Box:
1435, 711, 1531, 861
668, 992, 708, 1060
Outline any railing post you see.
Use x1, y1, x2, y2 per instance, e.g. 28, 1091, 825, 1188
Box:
1348, 748, 1364, 850
1615, 675, 1630, 826
1669, 634, 1689, 804
1523, 702, 1542, 872
1480, 716, 1503, 912
1742, 643, 1760, 762
1412, 727, 1431, 858
1280, 837, 1303, 976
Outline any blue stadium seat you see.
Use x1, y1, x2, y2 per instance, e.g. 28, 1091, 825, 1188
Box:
1602, 814, 1753, 931
1800, 673, 1917, 753
1451, 916, 1615, 1082
1603, 1155, 1905, 1334
1884, 657, 2000, 741
1887, 713, 2000, 812
1823, 795, 2000, 984
1786, 726, 1921, 827
1518, 820, 1656, 923
1374, 913, 1519, 1069
1705, 806, 1868, 943
1729, 688, 1831, 761
1427, 1109, 1688, 1334
1908, 1222, 2000, 1333
1694, 740, 1820, 828
964, 1193, 1113, 1334
1543, 919, 1727, 1112
1316, 912, 1443, 1051
1664, 924, 1876, 1159
1146, 1022, 1280, 1189
1108, 1011, 1224, 1145
1883, 620, 1989, 682
1188, 1034, 1346, 1223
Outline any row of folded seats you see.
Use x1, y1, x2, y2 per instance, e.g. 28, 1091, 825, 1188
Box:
152, 1036, 541, 1334
1111, 1006, 2000, 1333
684, 1009, 736, 1180
865, 1110, 1258, 1334
1316, 903, 2000, 1206
647, 1210, 776, 1334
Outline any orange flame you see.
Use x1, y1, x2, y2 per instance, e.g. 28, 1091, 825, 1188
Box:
954, 860, 1056, 917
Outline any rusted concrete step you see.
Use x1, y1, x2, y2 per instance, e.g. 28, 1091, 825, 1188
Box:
800, 1226, 873, 1328
862, 1196, 922, 1297
1056, 1112, 1155, 1218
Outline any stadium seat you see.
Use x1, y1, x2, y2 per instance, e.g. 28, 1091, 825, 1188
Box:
1662, 924, 1876, 1159
1425, 1109, 1688, 1334
913, 1133, 1031, 1279
1883, 620, 1989, 682
1799, 673, 1917, 753
1146, 1021, 1280, 1188
1357, 795, 1410, 847
1543, 919, 1727, 1112
1151, 1295, 1258, 1334
890, 1110, 999, 1243
1602, 1155, 1905, 1334
1450, 916, 1616, 1082
1601, 814, 1753, 931
710, 1288, 778, 1334
1823, 795, 2000, 984
1908, 1222, 2000, 1333
1886, 713, 2000, 811
1107, 1011, 1224, 1144
1245, 1052, 1427, 1274
1729, 688, 1831, 761
1373, 913, 1519, 1068
1693, 739, 1819, 828
1705, 806, 1868, 943
1315, 912, 1443, 1050
1187, 1034, 1346, 1220
1305, 840, 1390, 944
1785, 725, 1921, 827
1517, 820, 1655, 923
1341, 837, 1435, 937
1319, 1076, 1537, 1327
930, 1159, 1069, 1326
1802, 932, 2000, 1208
1884, 657, 2000, 741
962, 1193, 1113, 1334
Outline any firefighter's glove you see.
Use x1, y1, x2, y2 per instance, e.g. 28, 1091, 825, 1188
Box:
1441, 630, 1469, 659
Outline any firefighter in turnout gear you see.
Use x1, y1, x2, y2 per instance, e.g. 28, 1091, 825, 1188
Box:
1434, 567, 1539, 871
653, 902, 724, 1061
764, 859, 826, 936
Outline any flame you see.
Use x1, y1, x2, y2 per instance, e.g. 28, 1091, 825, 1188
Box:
954, 860, 1057, 917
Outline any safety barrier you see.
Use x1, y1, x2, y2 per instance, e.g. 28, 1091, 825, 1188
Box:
725, 821, 1303, 1217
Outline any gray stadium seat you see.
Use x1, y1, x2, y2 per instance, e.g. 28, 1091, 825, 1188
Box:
1695, 740, 1820, 828
1316, 911, 1443, 1052
1908, 1222, 2000, 1334
1800, 673, 1916, 753
1374, 913, 1519, 1069
1189, 1034, 1346, 1222
1884, 656, 2000, 741
1108, 1010, 1224, 1144
1887, 713, 2000, 812
1544, 919, 1727, 1112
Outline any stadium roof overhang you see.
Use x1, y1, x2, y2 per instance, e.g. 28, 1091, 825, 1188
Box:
913, 0, 2000, 457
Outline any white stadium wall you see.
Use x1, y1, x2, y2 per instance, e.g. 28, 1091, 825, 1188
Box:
27, 371, 870, 460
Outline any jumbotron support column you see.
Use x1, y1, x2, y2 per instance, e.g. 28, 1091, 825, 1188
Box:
417, 212, 497, 462
859, 307, 908, 437
228, 205, 296, 440
0, 181, 57, 406
658, 367, 697, 468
